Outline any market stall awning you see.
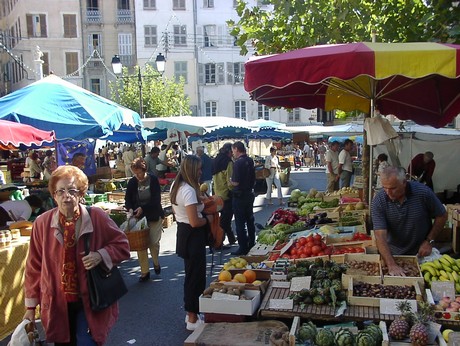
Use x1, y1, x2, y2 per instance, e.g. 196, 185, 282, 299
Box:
0, 119, 55, 150
142, 116, 252, 136
0, 75, 145, 142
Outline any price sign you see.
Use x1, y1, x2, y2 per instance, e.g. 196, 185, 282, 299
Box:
290, 276, 311, 292
430, 281, 455, 302
379, 299, 417, 315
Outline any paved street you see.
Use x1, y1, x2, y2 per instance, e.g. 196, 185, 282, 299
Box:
1, 168, 326, 346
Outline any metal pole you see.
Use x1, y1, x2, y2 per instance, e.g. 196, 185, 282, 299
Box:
138, 68, 144, 118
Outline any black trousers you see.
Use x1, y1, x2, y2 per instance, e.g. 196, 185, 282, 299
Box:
220, 198, 235, 243
177, 222, 207, 314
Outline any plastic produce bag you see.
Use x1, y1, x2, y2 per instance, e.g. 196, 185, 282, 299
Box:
120, 216, 147, 232
419, 247, 442, 264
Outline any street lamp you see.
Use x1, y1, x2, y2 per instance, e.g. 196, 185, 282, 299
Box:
111, 53, 166, 118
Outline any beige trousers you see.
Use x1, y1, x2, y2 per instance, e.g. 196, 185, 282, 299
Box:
137, 219, 163, 274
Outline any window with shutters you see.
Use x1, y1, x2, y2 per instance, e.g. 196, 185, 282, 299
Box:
234, 101, 246, 120
204, 25, 216, 47
204, 0, 214, 8
205, 101, 217, 117
204, 63, 216, 84
258, 104, 270, 120
42, 52, 49, 76
226, 62, 242, 84
118, 0, 129, 10
63, 14, 77, 38
144, 0, 156, 9
118, 33, 133, 65
87, 0, 99, 11
144, 26, 157, 46
88, 33, 102, 57
90, 78, 101, 95
173, 25, 186, 46
173, 0, 186, 10
294, 108, 301, 122
174, 61, 187, 83
65, 52, 79, 76
26, 14, 47, 38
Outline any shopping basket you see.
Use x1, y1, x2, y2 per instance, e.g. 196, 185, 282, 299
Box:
125, 227, 150, 251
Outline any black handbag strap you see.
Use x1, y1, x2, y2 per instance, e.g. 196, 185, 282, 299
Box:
84, 206, 91, 256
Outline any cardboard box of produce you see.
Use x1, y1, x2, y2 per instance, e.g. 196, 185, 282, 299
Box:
199, 289, 261, 316
382, 255, 424, 289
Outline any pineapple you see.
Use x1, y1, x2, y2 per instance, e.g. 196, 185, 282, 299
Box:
409, 301, 435, 346
396, 300, 414, 326
388, 319, 410, 340
409, 323, 429, 346
388, 300, 413, 340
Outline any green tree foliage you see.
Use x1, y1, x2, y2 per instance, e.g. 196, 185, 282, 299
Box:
110, 65, 191, 118
228, 0, 460, 56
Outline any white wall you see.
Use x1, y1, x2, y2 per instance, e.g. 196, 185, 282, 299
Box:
374, 137, 460, 193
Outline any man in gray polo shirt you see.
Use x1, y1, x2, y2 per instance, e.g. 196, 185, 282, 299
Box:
371, 166, 447, 276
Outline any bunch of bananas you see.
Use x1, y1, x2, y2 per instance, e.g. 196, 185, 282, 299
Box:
421, 254, 460, 293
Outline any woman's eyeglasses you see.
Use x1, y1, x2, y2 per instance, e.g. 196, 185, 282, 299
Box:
55, 189, 80, 197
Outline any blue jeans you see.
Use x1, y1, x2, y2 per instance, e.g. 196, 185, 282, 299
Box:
54, 301, 97, 346
232, 192, 256, 252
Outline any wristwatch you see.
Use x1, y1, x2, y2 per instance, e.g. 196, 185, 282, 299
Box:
426, 239, 434, 245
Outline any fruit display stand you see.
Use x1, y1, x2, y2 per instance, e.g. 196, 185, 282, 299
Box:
260, 280, 415, 323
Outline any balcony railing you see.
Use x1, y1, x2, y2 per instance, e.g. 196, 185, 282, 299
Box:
85, 10, 102, 24
117, 10, 134, 24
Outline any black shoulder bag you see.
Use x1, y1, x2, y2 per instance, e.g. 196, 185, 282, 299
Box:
84, 208, 128, 311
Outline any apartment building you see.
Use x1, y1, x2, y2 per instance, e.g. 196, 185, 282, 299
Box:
81, 0, 136, 96
135, 0, 317, 124
0, 0, 83, 95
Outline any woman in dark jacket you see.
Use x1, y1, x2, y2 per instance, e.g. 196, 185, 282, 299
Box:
125, 157, 165, 282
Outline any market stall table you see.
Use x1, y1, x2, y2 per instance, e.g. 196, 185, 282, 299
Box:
258, 281, 460, 329
0, 237, 29, 340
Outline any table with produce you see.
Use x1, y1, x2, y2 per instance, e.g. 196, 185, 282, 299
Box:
188, 189, 460, 345
0, 222, 32, 340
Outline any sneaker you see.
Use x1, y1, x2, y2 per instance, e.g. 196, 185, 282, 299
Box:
186, 318, 203, 331
185, 315, 189, 323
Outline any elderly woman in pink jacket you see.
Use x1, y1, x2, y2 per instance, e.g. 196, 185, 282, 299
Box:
23, 165, 130, 345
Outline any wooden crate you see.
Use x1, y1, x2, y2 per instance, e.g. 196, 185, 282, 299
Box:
340, 253, 382, 289
382, 255, 424, 289
380, 321, 447, 346
162, 214, 174, 228
107, 191, 125, 203
453, 218, 460, 253
446, 204, 460, 224
347, 277, 422, 307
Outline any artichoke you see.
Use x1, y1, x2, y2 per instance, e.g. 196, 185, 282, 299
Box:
315, 328, 335, 346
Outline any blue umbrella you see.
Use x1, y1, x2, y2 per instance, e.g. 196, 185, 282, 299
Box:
0, 75, 145, 142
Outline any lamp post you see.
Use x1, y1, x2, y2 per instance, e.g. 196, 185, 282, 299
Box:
111, 53, 166, 118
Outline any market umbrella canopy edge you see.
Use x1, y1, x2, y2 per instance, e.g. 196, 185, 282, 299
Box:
0, 75, 144, 141
245, 42, 460, 128
0, 119, 55, 149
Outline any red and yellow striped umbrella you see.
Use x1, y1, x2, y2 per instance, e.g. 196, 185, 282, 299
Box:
244, 42, 460, 128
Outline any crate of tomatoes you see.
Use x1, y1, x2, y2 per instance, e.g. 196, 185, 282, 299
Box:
279, 233, 332, 261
